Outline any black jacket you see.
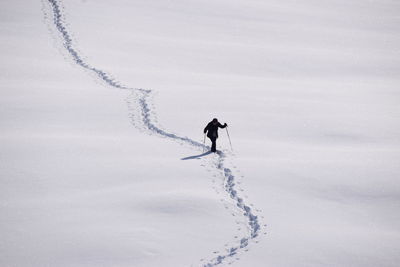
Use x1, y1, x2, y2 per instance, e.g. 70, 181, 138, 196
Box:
204, 121, 227, 139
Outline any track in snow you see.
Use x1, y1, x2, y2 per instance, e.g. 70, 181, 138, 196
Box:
44, 0, 262, 265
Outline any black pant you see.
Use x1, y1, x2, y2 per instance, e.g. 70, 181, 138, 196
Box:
209, 137, 217, 152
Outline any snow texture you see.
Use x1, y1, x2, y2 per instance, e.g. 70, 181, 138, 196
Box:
1, 0, 399, 266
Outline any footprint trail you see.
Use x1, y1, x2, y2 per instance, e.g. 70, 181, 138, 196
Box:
44, 0, 262, 265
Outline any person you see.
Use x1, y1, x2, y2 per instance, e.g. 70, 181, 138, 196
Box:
204, 118, 227, 152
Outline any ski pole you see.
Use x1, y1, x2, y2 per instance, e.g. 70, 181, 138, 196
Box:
203, 133, 206, 152
226, 127, 233, 151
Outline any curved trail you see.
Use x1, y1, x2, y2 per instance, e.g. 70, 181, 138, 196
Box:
45, 0, 261, 265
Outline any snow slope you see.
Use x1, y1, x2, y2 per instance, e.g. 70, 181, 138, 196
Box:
1, 0, 399, 266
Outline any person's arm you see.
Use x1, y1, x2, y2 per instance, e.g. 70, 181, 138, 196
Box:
204, 123, 210, 133
218, 122, 227, 128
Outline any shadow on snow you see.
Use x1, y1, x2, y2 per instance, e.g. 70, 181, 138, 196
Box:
181, 151, 213, 160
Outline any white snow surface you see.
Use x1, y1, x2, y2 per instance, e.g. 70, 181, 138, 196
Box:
1, 0, 400, 266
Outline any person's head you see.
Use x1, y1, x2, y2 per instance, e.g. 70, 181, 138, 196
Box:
212, 118, 218, 125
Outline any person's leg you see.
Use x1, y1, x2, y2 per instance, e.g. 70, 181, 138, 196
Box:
211, 137, 217, 152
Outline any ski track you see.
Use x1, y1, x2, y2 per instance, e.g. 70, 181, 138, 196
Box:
45, 0, 262, 265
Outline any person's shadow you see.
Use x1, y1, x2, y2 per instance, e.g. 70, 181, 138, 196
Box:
181, 151, 212, 160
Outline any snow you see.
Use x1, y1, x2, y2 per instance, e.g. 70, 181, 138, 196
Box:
1, 0, 399, 266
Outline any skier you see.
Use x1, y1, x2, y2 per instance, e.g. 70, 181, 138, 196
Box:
204, 118, 227, 152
